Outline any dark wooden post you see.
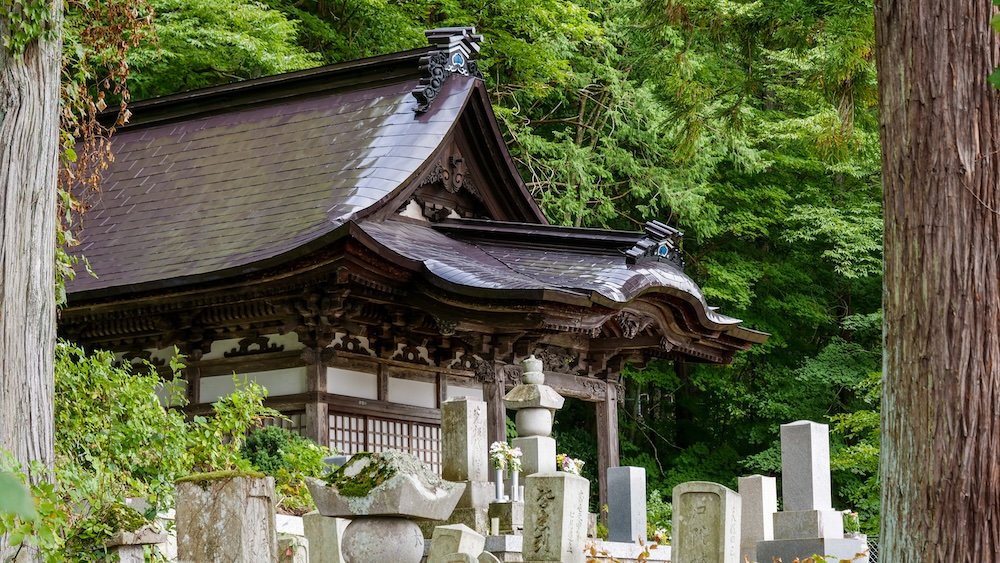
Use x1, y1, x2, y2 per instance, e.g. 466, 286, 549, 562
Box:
304, 352, 329, 446
596, 381, 620, 521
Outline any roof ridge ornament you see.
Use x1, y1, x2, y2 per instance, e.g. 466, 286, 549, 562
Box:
624, 220, 684, 267
413, 27, 484, 113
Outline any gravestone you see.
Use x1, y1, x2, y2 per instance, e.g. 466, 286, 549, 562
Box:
442, 398, 489, 482
671, 481, 740, 563
441, 398, 493, 534
522, 472, 590, 563
505, 356, 564, 477
737, 475, 776, 563
755, 421, 869, 563
607, 466, 647, 544
772, 421, 843, 540
278, 533, 309, 563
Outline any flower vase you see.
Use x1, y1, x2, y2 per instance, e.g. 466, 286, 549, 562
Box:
510, 470, 520, 502
495, 468, 506, 501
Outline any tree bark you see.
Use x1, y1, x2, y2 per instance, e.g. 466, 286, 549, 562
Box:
877, 1, 1000, 559
0, 1, 61, 554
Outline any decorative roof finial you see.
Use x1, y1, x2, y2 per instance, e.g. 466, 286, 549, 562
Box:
624, 220, 684, 267
413, 27, 484, 113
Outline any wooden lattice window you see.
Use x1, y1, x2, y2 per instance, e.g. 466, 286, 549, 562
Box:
329, 412, 441, 473
263, 411, 306, 436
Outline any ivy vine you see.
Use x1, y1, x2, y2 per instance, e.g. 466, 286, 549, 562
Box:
1, 0, 52, 55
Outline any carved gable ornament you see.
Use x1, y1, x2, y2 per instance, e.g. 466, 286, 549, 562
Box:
412, 27, 484, 113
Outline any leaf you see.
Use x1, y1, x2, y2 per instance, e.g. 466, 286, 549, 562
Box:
0, 472, 37, 519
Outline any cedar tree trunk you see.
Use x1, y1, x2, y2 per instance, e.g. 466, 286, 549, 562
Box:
0, 0, 61, 552
877, 0, 1000, 559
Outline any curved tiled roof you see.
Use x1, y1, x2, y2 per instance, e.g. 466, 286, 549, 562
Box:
356, 218, 749, 330
71, 76, 475, 293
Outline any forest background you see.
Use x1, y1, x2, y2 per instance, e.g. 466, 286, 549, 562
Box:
68, 0, 882, 535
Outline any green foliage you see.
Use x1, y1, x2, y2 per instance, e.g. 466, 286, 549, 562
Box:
55, 343, 189, 512
241, 426, 332, 514
1, 0, 52, 54
0, 473, 36, 520
645, 489, 672, 540
126, 0, 321, 99
186, 376, 283, 474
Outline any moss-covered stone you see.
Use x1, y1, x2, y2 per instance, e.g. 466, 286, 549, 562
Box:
323, 452, 396, 497
176, 469, 266, 487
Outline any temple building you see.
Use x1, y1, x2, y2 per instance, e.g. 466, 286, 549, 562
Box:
59, 28, 767, 508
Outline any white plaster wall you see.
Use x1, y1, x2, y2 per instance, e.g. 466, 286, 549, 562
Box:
387, 377, 437, 408
326, 367, 378, 400
200, 367, 308, 402
445, 383, 483, 402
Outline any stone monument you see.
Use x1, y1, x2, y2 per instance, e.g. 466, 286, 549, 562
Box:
737, 474, 776, 563
442, 397, 493, 534
504, 355, 564, 476
302, 511, 349, 563
607, 466, 647, 544
755, 421, 869, 563
671, 481, 740, 563
306, 451, 466, 563
522, 472, 590, 563
175, 474, 278, 562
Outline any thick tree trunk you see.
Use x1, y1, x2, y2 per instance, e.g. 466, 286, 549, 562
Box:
0, 1, 61, 554
877, 1, 1000, 559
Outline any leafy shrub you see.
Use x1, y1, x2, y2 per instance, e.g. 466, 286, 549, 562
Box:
241, 426, 332, 514
646, 489, 672, 541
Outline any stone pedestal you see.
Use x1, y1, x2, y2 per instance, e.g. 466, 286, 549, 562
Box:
488, 501, 524, 534
302, 511, 349, 563
755, 537, 870, 563
342, 517, 424, 563
738, 474, 776, 563
522, 472, 590, 563
512, 436, 556, 475
671, 481, 740, 563
607, 466, 646, 544
773, 509, 844, 540
175, 475, 277, 563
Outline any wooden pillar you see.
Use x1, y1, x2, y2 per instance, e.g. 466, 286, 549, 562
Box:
304, 352, 329, 447
596, 381, 620, 522
483, 378, 507, 447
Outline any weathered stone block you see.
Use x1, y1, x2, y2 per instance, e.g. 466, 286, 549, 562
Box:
488, 501, 524, 534
278, 533, 309, 563
428, 524, 487, 563
522, 472, 589, 563
512, 436, 556, 476
442, 398, 490, 482
175, 475, 278, 563
302, 511, 349, 563
671, 481, 740, 563
738, 474, 777, 563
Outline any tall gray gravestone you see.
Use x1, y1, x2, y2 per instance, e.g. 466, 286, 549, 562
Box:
737, 475, 776, 563
755, 421, 869, 563
441, 398, 493, 534
671, 481, 740, 563
607, 466, 647, 544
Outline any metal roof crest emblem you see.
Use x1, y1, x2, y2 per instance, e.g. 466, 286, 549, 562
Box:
413, 27, 484, 113
624, 220, 685, 268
